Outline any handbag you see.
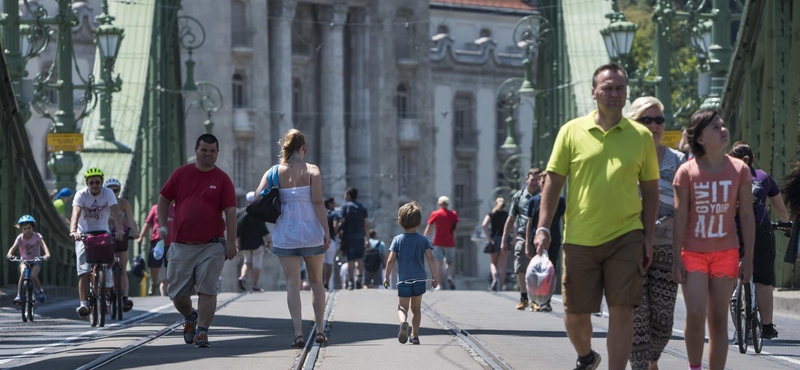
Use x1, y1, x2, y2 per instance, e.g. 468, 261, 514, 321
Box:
247, 164, 281, 223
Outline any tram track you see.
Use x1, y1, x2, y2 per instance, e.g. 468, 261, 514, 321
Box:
293, 290, 337, 370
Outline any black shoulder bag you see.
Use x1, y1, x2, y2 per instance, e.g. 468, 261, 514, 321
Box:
246, 165, 281, 223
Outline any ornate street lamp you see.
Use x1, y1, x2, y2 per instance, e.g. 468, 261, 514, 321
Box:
600, 12, 637, 62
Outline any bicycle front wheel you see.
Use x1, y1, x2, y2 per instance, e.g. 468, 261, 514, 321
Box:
114, 266, 123, 320
752, 305, 763, 353
20, 282, 28, 323
98, 268, 106, 327
26, 281, 34, 322
735, 283, 747, 353
90, 268, 99, 327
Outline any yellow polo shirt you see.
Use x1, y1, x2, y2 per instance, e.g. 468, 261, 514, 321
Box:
546, 111, 659, 246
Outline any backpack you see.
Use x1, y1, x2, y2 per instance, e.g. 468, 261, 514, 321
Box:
364, 247, 382, 272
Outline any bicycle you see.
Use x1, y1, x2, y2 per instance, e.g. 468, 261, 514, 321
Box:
109, 253, 124, 320
729, 221, 792, 354
80, 233, 115, 327
8, 257, 43, 323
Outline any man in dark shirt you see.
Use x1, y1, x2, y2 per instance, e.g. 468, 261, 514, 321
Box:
339, 187, 370, 290
324, 197, 340, 290
525, 172, 566, 312
237, 191, 271, 292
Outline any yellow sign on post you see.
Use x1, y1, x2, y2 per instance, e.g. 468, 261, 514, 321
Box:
46, 133, 84, 152
661, 130, 682, 150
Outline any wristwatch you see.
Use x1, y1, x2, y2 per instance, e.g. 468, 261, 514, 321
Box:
158, 226, 168, 236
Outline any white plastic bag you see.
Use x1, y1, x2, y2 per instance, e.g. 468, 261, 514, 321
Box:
526, 250, 557, 305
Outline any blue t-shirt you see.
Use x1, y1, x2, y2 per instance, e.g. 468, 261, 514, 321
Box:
389, 233, 432, 282
527, 195, 566, 246
340, 201, 368, 237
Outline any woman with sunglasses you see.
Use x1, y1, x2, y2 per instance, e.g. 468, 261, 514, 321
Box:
626, 97, 686, 370
104, 178, 140, 312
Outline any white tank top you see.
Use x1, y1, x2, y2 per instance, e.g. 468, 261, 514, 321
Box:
272, 185, 325, 249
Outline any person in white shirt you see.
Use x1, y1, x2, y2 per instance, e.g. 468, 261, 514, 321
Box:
69, 167, 125, 318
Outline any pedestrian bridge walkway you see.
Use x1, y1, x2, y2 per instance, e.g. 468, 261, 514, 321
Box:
2, 290, 799, 369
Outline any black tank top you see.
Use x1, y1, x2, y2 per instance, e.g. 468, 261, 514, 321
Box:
489, 210, 508, 237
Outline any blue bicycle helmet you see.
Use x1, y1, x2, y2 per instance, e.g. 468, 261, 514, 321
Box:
17, 215, 36, 226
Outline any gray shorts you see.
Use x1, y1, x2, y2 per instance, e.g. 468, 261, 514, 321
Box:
75, 241, 91, 276
433, 246, 455, 262
167, 242, 225, 298
513, 237, 530, 273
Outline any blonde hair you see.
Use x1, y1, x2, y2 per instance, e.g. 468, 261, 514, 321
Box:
626, 96, 664, 121
397, 201, 422, 230
491, 197, 505, 214
280, 129, 305, 164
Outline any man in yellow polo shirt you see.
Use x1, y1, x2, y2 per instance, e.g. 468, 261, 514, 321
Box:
533, 63, 660, 370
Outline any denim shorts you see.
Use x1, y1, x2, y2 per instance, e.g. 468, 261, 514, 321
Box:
433, 246, 455, 262
397, 281, 426, 297
273, 246, 325, 257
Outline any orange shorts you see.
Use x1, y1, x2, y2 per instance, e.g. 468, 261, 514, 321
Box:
681, 249, 739, 279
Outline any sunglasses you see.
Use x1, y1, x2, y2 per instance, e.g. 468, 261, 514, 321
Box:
636, 116, 665, 125
109, 188, 120, 194
88, 181, 102, 186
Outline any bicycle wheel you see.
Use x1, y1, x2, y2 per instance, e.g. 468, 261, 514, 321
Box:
20, 282, 28, 323
26, 281, 34, 322
752, 304, 763, 353
735, 283, 747, 353
114, 266, 123, 320
98, 268, 106, 327
90, 268, 99, 327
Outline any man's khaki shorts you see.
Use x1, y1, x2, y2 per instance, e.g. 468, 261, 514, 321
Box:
513, 237, 530, 273
240, 247, 265, 269
167, 242, 225, 298
562, 229, 645, 314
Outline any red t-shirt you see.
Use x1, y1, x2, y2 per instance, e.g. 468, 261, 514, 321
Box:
427, 208, 459, 247
145, 204, 175, 243
160, 164, 237, 244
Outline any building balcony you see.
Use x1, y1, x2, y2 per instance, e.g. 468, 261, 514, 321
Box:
454, 129, 479, 157
233, 108, 256, 139
397, 118, 421, 148
231, 30, 254, 56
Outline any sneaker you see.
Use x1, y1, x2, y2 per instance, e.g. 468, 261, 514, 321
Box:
489, 280, 498, 292
346, 281, 354, 290
574, 350, 601, 370
37, 290, 46, 303
538, 302, 553, 312
76, 304, 89, 317
531, 302, 539, 311
762, 324, 779, 339
194, 331, 210, 348
447, 276, 456, 290
238, 277, 247, 292
183, 310, 198, 344
123, 298, 134, 312
13, 295, 21, 305
516, 298, 529, 310
356, 279, 363, 290
252, 286, 264, 293
398, 322, 409, 344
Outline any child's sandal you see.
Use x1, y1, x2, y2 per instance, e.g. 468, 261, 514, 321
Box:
292, 335, 305, 348
410, 337, 420, 345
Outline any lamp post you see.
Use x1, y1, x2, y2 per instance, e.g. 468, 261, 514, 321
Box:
1, 0, 126, 191
600, 0, 737, 128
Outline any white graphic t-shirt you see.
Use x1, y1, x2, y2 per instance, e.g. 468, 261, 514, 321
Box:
74, 187, 118, 233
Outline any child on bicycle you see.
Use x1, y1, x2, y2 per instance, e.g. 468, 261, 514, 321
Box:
383, 201, 438, 345
6, 215, 51, 305
672, 109, 755, 370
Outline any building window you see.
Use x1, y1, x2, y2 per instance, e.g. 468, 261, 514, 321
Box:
292, 4, 313, 55
231, 1, 249, 46
233, 144, 249, 189
394, 10, 414, 59
436, 24, 449, 35
396, 84, 408, 118
292, 79, 302, 117
454, 94, 475, 147
232, 72, 246, 108
479, 28, 492, 39
454, 164, 475, 219
398, 149, 416, 197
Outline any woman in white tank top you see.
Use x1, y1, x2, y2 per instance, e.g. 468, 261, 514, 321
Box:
255, 129, 330, 347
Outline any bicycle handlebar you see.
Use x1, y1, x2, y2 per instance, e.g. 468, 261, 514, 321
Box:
771, 221, 793, 237
7, 257, 44, 263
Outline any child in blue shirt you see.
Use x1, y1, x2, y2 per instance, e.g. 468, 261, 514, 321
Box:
384, 201, 438, 345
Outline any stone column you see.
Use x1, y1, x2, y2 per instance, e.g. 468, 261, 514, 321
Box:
347, 7, 370, 201
268, 0, 296, 140
318, 3, 348, 199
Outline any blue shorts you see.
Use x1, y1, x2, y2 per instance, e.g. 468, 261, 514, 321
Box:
273, 246, 325, 257
397, 281, 426, 297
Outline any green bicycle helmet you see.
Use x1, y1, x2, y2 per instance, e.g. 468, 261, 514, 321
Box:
84, 167, 104, 179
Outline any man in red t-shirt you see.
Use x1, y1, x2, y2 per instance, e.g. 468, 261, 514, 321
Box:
136, 203, 175, 296
158, 134, 237, 348
423, 196, 459, 290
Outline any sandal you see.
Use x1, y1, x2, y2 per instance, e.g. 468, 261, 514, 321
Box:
292, 335, 305, 348
410, 337, 420, 345
315, 332, 328, 344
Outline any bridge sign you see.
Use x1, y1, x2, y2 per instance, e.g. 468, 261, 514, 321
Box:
46, 133, 84, 152
662, 130, 682, 150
